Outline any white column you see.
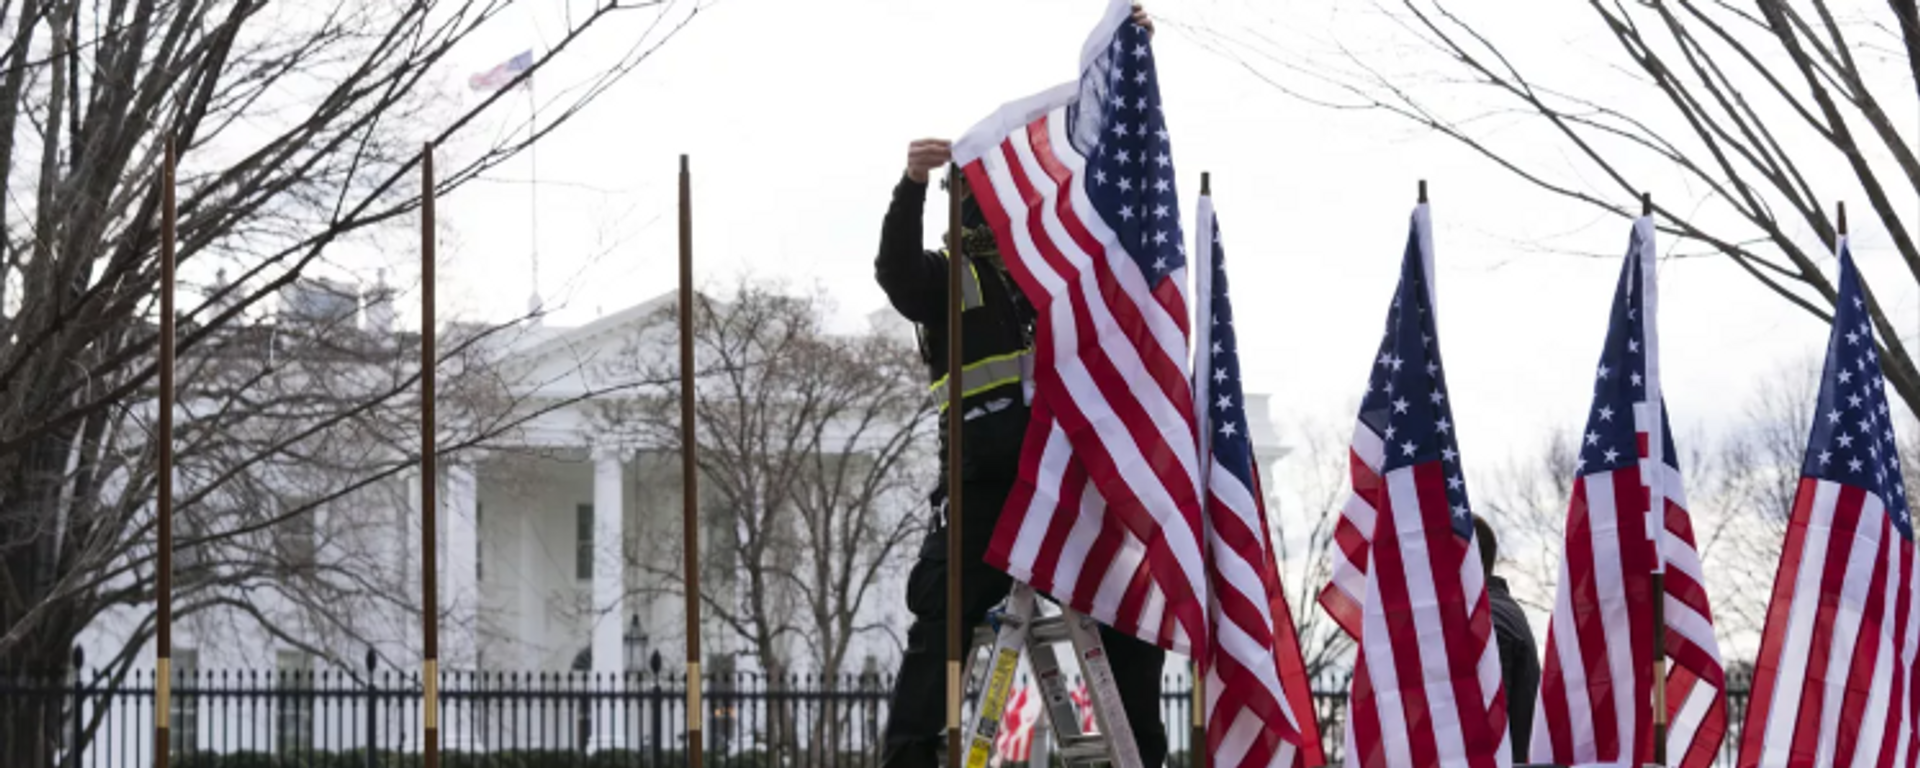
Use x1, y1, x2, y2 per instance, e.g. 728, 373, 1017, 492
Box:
445, 463, 480, 668
519, 512, 540, 666
444, 463, 479, 750
591, 447, 628, 751
404, 471, 425, 661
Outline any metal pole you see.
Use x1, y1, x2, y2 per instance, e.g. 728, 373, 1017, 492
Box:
365, 649, 377, 768
944, 163, 966, 768
420, 142, 440, 768
529, 76, 540, 308
679, 153, 704, 768
73, 646, 85, 768
652, 668, 664, 768
155, 135, 177, 768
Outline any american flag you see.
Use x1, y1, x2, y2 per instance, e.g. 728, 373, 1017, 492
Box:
993, 682, 1041, 765
959, 0, 1207, 655
469, 50, 532, 92
1318, 205, 1510, 768
1530, 217, 1728, 768
1071, 681, 1098, 735
1737, 238, 1919, 768
1192, 197, 1324, 768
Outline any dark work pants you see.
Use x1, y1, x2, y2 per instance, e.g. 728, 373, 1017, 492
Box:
881, 479, 1168, 768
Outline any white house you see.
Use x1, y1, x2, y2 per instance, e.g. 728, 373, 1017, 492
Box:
72, 279, 1290, 758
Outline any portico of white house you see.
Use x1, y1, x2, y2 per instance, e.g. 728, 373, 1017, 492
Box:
433, 291, 748, 682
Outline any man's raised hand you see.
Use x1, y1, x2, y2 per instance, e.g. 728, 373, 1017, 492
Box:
905, 139, 953, 184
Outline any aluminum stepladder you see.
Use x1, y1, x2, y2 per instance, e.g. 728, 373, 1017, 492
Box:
958, 582, 1143, 768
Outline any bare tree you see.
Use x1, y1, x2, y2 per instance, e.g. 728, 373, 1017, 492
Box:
1478, 429, 1578, 617
0, 0, 705, 762
1270, 412, 1358, 679
1194, 0, 1920, 412
597, 280, 932, 755
1464, 357, 1920, 650
1689, 359, 1820, 636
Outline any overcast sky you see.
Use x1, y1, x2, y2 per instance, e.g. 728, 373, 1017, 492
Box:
344, 0, 1920, 661
421, 0, 1919, 498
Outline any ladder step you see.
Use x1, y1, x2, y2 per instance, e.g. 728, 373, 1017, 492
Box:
1058, 739, 1112, 761
970, 626, 994, 647
1029, 615, 1071, 644
975, 616, 1071, 645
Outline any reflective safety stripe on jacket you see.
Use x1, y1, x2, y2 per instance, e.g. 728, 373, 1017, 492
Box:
922, 248, 1032, 419
929, 350, 1030, 408
942, 248, 984, 310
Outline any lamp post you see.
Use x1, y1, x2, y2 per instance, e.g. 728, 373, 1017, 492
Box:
624, 616, 648, 672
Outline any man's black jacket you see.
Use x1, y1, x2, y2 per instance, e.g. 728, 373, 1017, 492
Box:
875, 174, 1034, 484
1490, 575, 1541, 760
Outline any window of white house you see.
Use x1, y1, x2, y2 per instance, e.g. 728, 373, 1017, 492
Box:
704, 493, 736, 574
476, 501, 484, 583
275, 501, 317, 579
275, 650, 313, 753
169, 648, 199, 754
576, 503, 593, 581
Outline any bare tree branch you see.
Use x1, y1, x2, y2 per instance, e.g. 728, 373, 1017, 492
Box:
1196, 0, 1920, 415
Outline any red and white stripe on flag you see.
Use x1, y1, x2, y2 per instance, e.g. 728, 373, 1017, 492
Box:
1738, 237, 1920, 768
1192, 195, 1326, 768
994, 684, 1040, 765
1319, 205, 1510, 768
955, 0, 1208, 655
1532, 216, 1729, 768
1071, 681, 1098, 735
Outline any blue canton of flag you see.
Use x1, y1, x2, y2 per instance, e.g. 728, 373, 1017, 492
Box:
1204, 218, 1251, 481
1077, 20, 1185, 284
1361, 220, 1472, 538
1804, 243, 1912, 538
1579, 226, 1681, 478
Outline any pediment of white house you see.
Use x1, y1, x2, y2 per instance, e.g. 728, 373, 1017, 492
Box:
497, 289, 687, 401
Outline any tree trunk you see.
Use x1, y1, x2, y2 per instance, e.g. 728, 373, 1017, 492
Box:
2, 435, 82, 768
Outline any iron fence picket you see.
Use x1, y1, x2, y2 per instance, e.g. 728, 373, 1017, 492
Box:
0, 657, 1764, 767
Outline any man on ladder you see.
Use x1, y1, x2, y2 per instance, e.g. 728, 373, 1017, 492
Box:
872, 9, 1165, 759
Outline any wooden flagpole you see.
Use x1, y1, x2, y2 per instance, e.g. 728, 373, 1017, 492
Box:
1643, 191, 1668, 768
945, 163, 966, 768
679, 153, 704, 768
420, 143, 440, 768
154, 135, 177, 768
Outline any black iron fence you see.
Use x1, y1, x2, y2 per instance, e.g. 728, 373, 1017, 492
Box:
1, 653, 1752, 768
